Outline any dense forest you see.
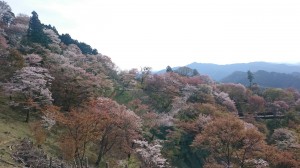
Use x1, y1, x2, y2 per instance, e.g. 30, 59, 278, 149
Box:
0, 1, 299, 168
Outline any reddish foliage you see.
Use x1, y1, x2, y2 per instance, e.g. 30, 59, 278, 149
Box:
248, 95, 266, 113
0, 34, 8, 48
44, 97, 141, 166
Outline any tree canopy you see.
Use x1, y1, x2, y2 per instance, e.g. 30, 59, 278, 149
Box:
27, 11, 51, 46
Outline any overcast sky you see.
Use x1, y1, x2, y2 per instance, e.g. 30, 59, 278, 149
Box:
8, 0, 300, 70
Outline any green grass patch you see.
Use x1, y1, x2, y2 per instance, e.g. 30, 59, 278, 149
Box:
0, 93, 31, 167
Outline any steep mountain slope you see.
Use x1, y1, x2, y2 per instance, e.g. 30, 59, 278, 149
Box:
1, 1, 300, 167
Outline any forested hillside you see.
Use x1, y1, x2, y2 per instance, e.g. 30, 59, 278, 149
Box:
0, 1, 299, 168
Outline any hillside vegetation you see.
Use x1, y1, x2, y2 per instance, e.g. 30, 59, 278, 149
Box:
0, 1, 299, 168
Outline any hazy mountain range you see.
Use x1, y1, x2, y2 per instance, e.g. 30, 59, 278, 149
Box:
159, 62, 300, 81
186, 62, 300, 81
158, 62, 300, 89
221, 70, 300, 90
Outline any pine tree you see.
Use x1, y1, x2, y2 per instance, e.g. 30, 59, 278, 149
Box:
166, 65, 173, 72
247, 70, 254, 87
27, 11, 51, 46
192, 69, 200, 76
60, 33, 74, 45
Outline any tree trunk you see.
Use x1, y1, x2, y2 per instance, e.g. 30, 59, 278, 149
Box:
95, 145, 104, 166
96, 132, 109, 166
49, 157, 52, 168
85, 157, 89, 168
25, 109, 30, 123
226, 144, 231, 168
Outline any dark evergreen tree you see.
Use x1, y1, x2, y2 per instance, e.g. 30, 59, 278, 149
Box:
77, 42, 93, 55
247, 70, 254, 87
192, 69, 200, 76
166, 65, 173, 72
60, 34, 98, 55
60, 33, 74, 45
27, 11, 51, 46
44, 24, 59, 35
92, 49, 98, 55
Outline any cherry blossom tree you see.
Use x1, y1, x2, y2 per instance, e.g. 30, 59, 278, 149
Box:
248, 95, 266, 114
46, 52, 113, 110
271, 128, 299, 150
51, 63, 112, 110
43, 28, 60, 44
4, 66, 53, 122
116, 69, 138, 95
133, 139, 169, 168
43, 104, 104, 167
0, 49, 24, 81
214, 91, 237, 113
4, 14, 29, 46
0, 34, 8, 48
43, 28, 61, 53
217, 83, 248, 102
43, 97, 142, 167
0, 1, 14, 27
262, 145, 299, 167
187, 84, 214, 104
0, 1, 11, 18
217, 83, 248, 113
192, 115, 266, 168
24, 53, 42, 66
90, 97, 142, 166
273, 100, 289, 113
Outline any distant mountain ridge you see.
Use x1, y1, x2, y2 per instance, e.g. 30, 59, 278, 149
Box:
184, 62, 300, 81
221, 70, 300, 90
